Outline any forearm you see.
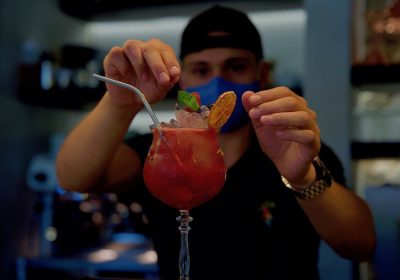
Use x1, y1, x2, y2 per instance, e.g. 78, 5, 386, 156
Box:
56, 93, 141, 192
298, 182, 376, 261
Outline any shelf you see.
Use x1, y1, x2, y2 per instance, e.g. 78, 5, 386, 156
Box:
351, 65, 400, 159
351, 142, 400, 159
18, 86, 106, 110
17, 64, 106, 110
351, 64, 400, 85
17, 62, 180, 110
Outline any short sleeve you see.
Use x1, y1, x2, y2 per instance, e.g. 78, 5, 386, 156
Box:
124, 131, 153, 164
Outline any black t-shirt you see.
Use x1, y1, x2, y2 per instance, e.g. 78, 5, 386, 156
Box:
124, 132, 346, 280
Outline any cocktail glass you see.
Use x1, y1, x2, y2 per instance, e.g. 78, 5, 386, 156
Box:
143, 123, 226, 280
91, 74, 227, 279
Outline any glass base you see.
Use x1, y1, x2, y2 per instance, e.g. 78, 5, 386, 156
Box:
177, 210, 193, 280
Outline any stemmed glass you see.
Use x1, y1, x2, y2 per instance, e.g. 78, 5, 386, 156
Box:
143, 124, 226, 280
92, 74, 228, 279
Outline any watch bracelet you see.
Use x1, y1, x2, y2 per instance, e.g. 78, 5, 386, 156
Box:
282, 156, 333, 200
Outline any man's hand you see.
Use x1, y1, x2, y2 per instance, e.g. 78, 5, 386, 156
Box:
242, 87, 321, 187
103, 39, 181, 107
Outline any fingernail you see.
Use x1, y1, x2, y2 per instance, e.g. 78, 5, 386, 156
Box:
170, 65, 180, 76
158, 72, 170, 83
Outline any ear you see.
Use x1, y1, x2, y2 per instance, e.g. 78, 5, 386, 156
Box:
258, 60, 274, 89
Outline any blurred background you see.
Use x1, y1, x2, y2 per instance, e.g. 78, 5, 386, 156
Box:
1, 0, 400, 279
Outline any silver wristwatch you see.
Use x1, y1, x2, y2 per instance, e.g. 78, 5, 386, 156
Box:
281, 156, 333, 200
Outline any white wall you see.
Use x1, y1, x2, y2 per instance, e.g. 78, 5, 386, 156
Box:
304, 0, 351, 179
304, 0, 353, 279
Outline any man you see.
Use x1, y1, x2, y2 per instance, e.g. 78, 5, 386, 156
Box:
56, 5, 376, 280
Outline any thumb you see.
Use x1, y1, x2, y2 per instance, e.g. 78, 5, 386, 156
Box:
242, 91, 256, 113
242, 91, 264, 131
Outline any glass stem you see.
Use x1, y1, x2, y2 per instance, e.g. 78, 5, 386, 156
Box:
177, 210, 193, 280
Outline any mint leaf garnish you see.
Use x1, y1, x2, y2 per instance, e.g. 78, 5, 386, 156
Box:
177, 90, 200, 112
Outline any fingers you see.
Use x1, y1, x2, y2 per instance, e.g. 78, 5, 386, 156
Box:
243, 87, 320, 143
248, 86, 306, 108
243, 87, 304, 113
244, 87, 314, 124
103, 46, 135, 82
258, 111, 316, 128
123, 40, 149, 82
103, 39, 181, 85
123, 39, 180, 85
144, 39, 181, 84
103, 47, 137, 97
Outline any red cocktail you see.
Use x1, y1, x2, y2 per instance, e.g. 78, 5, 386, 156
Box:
143, 90, 236, 280
143, 124, 226, 280
143, 125, 226, 210
92, 75, 233, 279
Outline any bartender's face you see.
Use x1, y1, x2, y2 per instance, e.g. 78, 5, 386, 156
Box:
179, 48, 262, 89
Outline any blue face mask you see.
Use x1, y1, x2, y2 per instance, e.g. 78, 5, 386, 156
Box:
185, 77, 260, 133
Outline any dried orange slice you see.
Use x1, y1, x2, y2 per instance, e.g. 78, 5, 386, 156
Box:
208, 91, 237, 131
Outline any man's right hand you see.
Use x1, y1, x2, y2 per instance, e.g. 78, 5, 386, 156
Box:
103, 39, 181, 107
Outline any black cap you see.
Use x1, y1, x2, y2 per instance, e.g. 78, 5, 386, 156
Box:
180, 5, 264, 61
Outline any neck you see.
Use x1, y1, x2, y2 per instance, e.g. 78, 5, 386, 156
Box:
218, 123, 253, 168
